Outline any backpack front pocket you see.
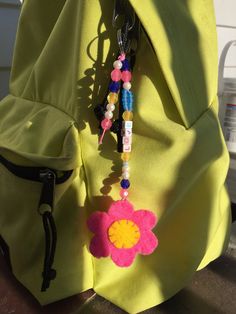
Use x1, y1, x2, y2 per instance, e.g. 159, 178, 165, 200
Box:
0, 154, 73, 291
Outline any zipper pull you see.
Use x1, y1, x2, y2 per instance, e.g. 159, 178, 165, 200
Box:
38, 169, 56, 214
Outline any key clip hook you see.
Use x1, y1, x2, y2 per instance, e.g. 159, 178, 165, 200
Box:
113, 0, 136, 54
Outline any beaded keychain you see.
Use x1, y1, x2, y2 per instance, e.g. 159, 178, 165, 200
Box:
87, 8, 158, 267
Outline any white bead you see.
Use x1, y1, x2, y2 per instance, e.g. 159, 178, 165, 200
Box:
122, 121, 133, 129
105, 111, 113, 119
123, 144, 132, 152
122, 166, 130, 172
123, 172, 130, 179
123, 82, 131, 90
106, 103, 115, 112
113, 60, 123, 69
124, 128, 132, 137
122, 136, 132, 145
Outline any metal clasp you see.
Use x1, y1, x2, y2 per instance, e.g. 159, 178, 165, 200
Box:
112, 0, 135, 31
113, 0, 138, 54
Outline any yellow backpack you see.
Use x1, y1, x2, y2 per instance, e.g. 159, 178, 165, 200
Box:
0, 1, 231, 313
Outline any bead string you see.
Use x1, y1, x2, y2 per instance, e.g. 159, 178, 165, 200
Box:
99, 54, 124, 144
99, 53, 133, 201
120, 56, 133, 200
88, 8, 158, 267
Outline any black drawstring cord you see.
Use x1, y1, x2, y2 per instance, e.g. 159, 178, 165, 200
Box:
39, 169, 57, 292
41, 211, 57, 292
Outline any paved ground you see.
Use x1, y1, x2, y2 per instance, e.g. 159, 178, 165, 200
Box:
0, 223, 236, 314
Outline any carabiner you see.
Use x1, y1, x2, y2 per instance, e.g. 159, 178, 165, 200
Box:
113, 0, 140, 55
117, 22, 131, 54
112, 0, 135, 31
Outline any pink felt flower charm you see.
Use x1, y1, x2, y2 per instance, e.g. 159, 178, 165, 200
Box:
87, 200, 158, 267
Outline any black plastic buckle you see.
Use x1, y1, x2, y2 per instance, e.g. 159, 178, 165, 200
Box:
38, 169, 56, 215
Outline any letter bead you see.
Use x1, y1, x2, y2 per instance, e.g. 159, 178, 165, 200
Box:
123, 136, 132, 145
123, 144, 132, 152
122, 121, 133, 129
124, 129, 132, 137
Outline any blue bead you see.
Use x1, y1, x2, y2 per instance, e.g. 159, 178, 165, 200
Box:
122, 89, 133, 98
122, 90, 133, 111
122, 59, 130, 70
122, 90, 133, 101
120, 179, 130, 189
109, 81, 120, 92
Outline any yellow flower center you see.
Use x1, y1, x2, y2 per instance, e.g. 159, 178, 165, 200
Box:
108, 219, 141, 249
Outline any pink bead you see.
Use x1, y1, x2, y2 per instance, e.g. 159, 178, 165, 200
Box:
120, 188, 129, 199
101, 118, 112, 130
121, 71, 132, 82
111, 69, 122, 82
118, 53, 126, 61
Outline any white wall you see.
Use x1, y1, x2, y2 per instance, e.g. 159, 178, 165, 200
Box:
0, 0, 20, 99
214, 0, 236, 78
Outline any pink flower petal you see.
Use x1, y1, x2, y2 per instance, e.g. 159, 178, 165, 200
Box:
87, 211, 111, 234
136, 230, 158, 255
108, 200, 134, 219
110, 247, 136, 267
89, 235, 110, 258
132, 210, 157, 230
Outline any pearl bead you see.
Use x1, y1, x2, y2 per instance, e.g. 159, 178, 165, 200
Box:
120, 188, 129, 199
122, 172, 130, 179
113, 60, 123, 69
105, 111, 113, 119
106, 103, 115, 111
123, 82, 131, 90
122, 166, 130, 172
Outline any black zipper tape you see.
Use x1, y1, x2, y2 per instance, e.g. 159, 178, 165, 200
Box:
0, 155, 73, 184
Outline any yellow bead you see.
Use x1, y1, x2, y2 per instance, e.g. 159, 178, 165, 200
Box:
122, 110, 133, 121
107, 92, 118, 104
121, 152, 131, 161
